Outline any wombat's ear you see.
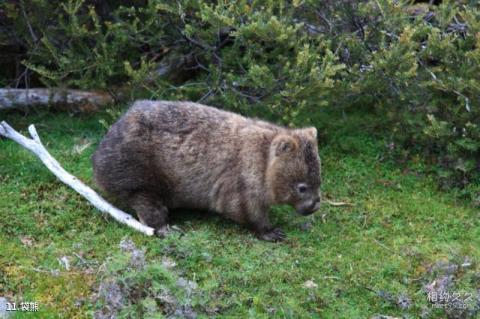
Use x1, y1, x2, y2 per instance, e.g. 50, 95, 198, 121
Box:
303, 127, 317, 140
273, 135, 298, 156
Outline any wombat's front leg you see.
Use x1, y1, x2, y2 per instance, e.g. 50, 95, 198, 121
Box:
257, 227, 286, 242
250, 215, 286, 242
128, 192, 169, 237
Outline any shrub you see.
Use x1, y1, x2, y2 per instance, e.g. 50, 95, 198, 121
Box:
335, 1, 480, 194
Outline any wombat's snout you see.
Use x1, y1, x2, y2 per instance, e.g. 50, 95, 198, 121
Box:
297, 195, 321, 216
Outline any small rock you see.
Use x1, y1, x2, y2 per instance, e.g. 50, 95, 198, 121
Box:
119, 238, 136, 252
176, 278, 197, 297
96, 280, 124, 315
267, 307, 277, 315
157, 291, 178, 314
424, 275, 453, 295
20, 236, 34, 247
299, 221, 313, 231
58, 256, 71, 271
161, 257, 176, 269
302, 280, 318, 289
119, 238, 145, 270
396, 294, 411, 310
370, 316, 400, 319
129, 249, 146, 270
173, 305, 197, 319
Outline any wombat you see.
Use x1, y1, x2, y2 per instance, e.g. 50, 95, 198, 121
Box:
92, 101, 321, 241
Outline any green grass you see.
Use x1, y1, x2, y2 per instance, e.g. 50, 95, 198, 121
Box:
0, 107, 478, 318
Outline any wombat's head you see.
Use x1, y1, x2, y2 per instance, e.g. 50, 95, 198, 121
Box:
267, 128, 321, 216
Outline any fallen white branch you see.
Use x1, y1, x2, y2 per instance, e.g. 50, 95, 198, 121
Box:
0, 88, 114, 110
0, 121, 154, 236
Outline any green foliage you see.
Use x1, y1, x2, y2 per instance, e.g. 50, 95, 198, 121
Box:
1, 0, 479, 197
335, 0, 480, 195
1, 0, 347, 122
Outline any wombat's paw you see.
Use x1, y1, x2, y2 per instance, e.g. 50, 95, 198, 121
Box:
258, 227, 286, 242
155, 225, 171, 238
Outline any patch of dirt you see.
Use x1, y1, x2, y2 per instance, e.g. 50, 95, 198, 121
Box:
119, 238, 146, 271
422, 257, 479, 319
93, 238, 202, 319
374, 256, 479, 319
94, 281, 124, 319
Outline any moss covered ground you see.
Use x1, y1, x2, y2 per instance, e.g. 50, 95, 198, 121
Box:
0, 107, 478, 318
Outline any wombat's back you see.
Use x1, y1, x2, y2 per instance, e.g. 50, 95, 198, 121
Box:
93, 100, 277, 209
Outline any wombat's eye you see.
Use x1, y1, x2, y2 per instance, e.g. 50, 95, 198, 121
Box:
296, 183, 308, 194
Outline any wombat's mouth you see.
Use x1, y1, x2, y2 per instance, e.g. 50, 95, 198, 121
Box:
296, 197, 321, 216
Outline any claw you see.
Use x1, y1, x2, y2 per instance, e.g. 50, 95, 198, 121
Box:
258, 227, 286, 242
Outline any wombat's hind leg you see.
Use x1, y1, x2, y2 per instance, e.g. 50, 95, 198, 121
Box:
128, 192, 169, 238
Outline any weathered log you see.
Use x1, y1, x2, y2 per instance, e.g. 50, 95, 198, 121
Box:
0, 121, 155, 236
0, 88, 114, 111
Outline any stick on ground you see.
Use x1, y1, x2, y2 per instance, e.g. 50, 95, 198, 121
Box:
0, 121, 154, 236
324, 200, 353, 207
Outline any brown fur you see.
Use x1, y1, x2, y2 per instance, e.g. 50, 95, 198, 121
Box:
92, 101, 321, 241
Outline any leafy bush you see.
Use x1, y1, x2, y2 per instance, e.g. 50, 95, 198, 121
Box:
1, 0, 479, 199
335, 1, 480, 195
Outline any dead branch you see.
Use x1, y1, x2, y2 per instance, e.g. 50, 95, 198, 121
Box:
0, 121, 154, 236
324, 200, 354, 207
0, 88, 114, 110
